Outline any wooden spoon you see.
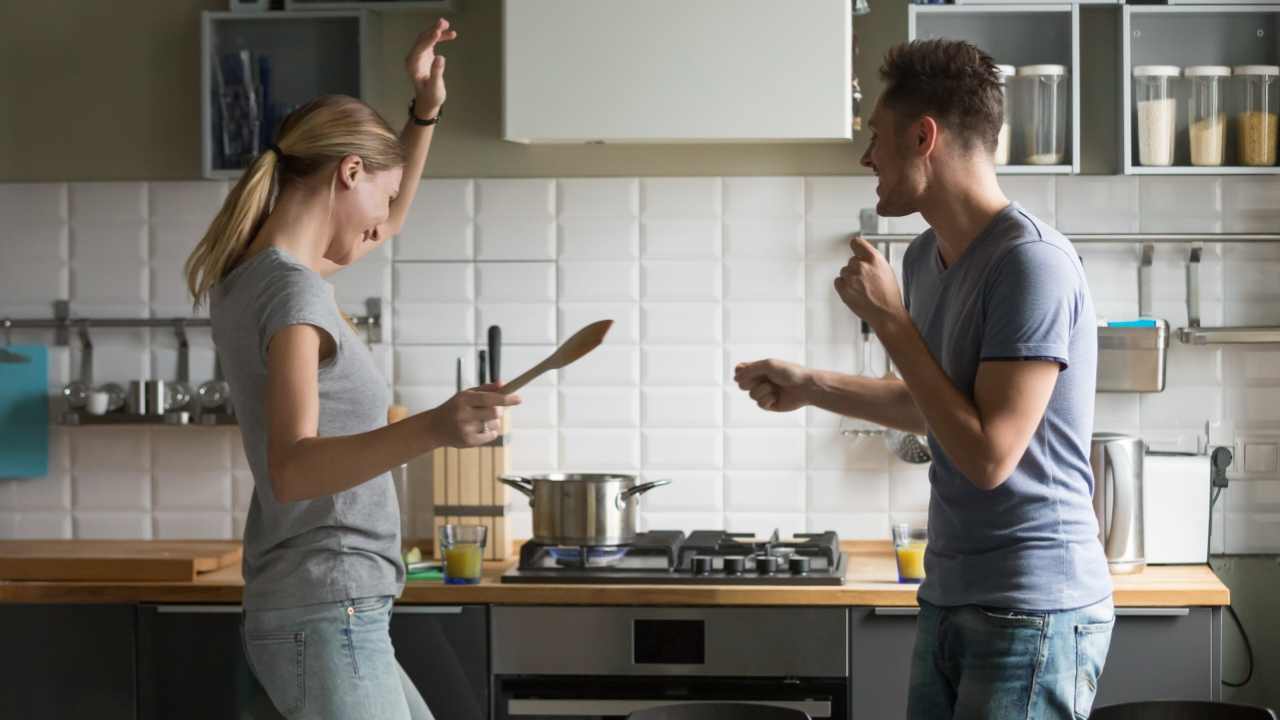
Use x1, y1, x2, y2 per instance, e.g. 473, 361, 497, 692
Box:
498, 320, 613, 395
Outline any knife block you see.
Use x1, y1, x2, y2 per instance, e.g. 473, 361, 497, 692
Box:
430, 414, 511, 561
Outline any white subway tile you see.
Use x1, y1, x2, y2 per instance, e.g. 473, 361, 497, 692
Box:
74, 512, 151, 539
233, 470, 255, 513
498, 345, 558, 387
475, 219, 556, 260
4, 473, 71, 511
889, 465, 932, 513
559, 429, 640, 469
508, 385, 557, 428
725, 429, 805, 470
409, 179, 475, 219
559, 303, 639, 346
558, 261, 638, 301
1223, 259, 1280, 301
558, 343, 639, 386
151, 427, 230, 472
1140, 386, 1222, 429
395, 345, 477, 386
329, 259, 391, 308
0, 182, 67, 225
807, 512, 891, 541
0, 259, 68, 316
558, 387, 640, 427
1138, 177, 1223, 234
1164, 346, 1222, 387
805, 176, 878, 218
641, 303, 722, 345
559, 218, 640, 259
153, 471, 232, 511
1093, 393, 1141, 435
725, 512, 807, 538
395, 219, 473, 261
149, 219, 206, 264
233, 513, 249, 540
70, 182, 147, 223
476, 303, 556, 344
475, 179, 555, 218
807, 470, 890, 513
725, 302, 804, 344
641, 261, 722, 301
723, 177, 804, 217
153, 511, 232, 540
642, 387, 722, 428
73, 472, 151, 510
396, 382, 452, 417
1222, 177, 1280, 234
72, 427, 150, 472
1056, 176, 1140, 234
1001, 176, 1056, 226
1241, 387, 1280, 425
725, 261, 803, 301
70, 262, 148, 313
640, 220, 722, 258
395, 303, 474, 344
724, 220, 804, 259
558, 178, 639, 217
724, 471, 805, 512
508, 429, 559, 473
806, 260, 848, 302
11, 512, 72, 539
806, 295, 860, 343
1239, 348, 1280, 383
149, 181, 226, 223
477, 262, 556, 302
643, 429, 723, 469
640, 512, 726, 533
150, 261, 201, 318
806, 429, 890, 471
725, 387, 805, 428
640, 471, 723, 512
887, 213, 929, 236
394, 263, 469, 305
806, 219, 860, 261
642, 346, 722, 386
640, 178, 721, 218
4, 223, 68, 264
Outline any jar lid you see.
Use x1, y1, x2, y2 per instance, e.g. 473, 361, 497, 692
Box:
1018, 64, 1067, 77
995, 64, 1016, 80
1133, 65, 1181, 78
1233, 65, 1280, 77
1184, 65, 1231, 78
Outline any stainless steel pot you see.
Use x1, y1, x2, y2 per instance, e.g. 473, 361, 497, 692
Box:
499, 474, 670, 546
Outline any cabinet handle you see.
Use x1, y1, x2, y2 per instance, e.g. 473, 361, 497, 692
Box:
393, 606, 464, 615
1115, 607, 1191, 617
873, 607, 921, 617
155, 604, 242, 614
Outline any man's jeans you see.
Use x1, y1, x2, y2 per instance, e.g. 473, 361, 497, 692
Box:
908, 596, 1115, 720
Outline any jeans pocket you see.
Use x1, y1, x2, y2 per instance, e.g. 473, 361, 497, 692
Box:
349, 595, 394, 614
976, 606, 1048, 629
246, 631, 306, 717
1073, 619, 1114, 720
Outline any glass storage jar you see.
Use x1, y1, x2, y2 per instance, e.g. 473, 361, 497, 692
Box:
1186, 66, 1230, 167
1133, 65, 1180, 167
1234, 65, 1279, 167
995, 64, 1016, 166
1018, 64, 1068, 165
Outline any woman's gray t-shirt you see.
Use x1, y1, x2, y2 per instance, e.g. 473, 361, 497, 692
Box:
211, 246, 403, 610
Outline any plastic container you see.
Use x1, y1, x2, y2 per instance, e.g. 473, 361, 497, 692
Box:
1186, 66, 1230, 167
1133, 65, 1180, 167
1018, 64, 1068, 165
1234, 65, 1279, 167
995, 64, 1016, 166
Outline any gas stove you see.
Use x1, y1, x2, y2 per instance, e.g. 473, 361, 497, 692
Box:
501, 529, 847, 585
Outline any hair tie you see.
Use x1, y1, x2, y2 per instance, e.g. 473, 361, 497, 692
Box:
268, 143, 284, 159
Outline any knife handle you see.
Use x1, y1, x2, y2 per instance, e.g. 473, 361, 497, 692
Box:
488, 325, 502, 383
478, 349, 488, 385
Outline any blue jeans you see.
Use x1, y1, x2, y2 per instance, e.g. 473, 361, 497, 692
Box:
241, 595, 434, 720
908, 596, 1114, 720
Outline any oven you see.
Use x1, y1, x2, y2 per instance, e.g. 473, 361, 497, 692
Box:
491, 606, 849, 720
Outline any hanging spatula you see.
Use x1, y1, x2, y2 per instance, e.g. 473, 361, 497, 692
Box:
498, 320, 613, 395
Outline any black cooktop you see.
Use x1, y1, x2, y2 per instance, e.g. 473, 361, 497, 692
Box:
501, 530, 847, 586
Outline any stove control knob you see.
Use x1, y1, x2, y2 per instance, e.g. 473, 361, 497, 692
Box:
723, 556, 746, 576
788, 556, 811, 575
692, 556, 713, 576
755, 555, 780, 575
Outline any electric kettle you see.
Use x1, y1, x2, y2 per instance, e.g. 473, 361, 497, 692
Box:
1090, 432, 1146, 575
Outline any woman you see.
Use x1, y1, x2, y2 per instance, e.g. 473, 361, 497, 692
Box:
184, 20, 517, 720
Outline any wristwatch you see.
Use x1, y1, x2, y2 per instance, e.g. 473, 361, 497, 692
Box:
409, 99, 442, 127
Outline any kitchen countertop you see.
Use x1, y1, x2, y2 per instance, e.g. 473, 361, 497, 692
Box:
0, 541, 1229, 606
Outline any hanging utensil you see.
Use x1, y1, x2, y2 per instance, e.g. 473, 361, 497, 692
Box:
839, 319, 885, 439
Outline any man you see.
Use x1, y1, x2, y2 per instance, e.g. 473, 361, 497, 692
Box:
734, 39, 1113, 719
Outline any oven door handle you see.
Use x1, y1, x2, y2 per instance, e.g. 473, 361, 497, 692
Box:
507, 699, 832, 717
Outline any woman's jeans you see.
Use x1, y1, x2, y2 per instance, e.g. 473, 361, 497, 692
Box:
242, 595, 434, 720
908, 596, 1115, 720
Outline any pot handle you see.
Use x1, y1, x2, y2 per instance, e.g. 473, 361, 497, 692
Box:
499, 476, 535, 503
617, 479, 671, 505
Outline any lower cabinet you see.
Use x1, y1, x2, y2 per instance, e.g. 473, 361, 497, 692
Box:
390, 605, 490, 720
850, 605, 1221, 718
0, 604, 137, 720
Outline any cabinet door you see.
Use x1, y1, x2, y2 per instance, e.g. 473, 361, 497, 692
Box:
391, 605, 490, 720
137, 604, 283, 720
0, 604, 136, 720
850, 607, 919, 720
1095, 607, 1221, 707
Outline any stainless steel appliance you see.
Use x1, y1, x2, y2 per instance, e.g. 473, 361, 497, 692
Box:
500, 474, 670, 546
1097, 321, 1169, 393
1090, 433, 1146, 574
491, 606, 848, 719
501, 530, 847, 586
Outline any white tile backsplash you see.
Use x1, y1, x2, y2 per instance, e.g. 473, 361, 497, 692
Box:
4, 176, 1279, 548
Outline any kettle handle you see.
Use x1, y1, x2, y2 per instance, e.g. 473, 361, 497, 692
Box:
1105, 443, 1135, 558
499, 476, 535, 504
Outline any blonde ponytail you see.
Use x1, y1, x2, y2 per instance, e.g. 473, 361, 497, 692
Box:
185, 95, 405, 308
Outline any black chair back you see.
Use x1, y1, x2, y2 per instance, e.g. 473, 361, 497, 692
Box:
1091, 701, 1278, 720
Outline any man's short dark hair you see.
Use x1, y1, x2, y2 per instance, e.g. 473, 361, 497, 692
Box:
879, 39, 1004, 154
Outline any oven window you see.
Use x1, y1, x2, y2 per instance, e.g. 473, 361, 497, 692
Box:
633, 619, 704, 665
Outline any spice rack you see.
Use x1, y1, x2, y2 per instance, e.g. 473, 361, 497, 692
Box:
1122, 5, 1280, 174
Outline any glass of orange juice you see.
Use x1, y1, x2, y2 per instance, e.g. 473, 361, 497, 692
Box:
441, 524, 487, 585
892, 523, 928, 584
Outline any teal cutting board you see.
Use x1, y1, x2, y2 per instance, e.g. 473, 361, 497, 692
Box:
0, 345, 49, 478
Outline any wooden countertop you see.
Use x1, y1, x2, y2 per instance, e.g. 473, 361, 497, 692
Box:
0, 541, 1229, 607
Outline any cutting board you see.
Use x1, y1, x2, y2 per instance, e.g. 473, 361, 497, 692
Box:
0, 541, 242, 582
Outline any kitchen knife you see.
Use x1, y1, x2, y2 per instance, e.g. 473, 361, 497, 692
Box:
488, 325, 501, 383
478, 349, 488, 385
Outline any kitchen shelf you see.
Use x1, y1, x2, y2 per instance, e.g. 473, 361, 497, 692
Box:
59, 411, 237, 428
908, 4, 1081, 174
1178, 326, 1280, 344
1122, 5, 1280, 175
201, 11, 378, 180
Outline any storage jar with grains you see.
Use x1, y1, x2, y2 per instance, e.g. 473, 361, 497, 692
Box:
1234, 65, 1278, 167
995, 64, 1015, 166
1133, 65, 1180, 167
1186, 66, 1229, 167
1018, 64, 1068, 165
